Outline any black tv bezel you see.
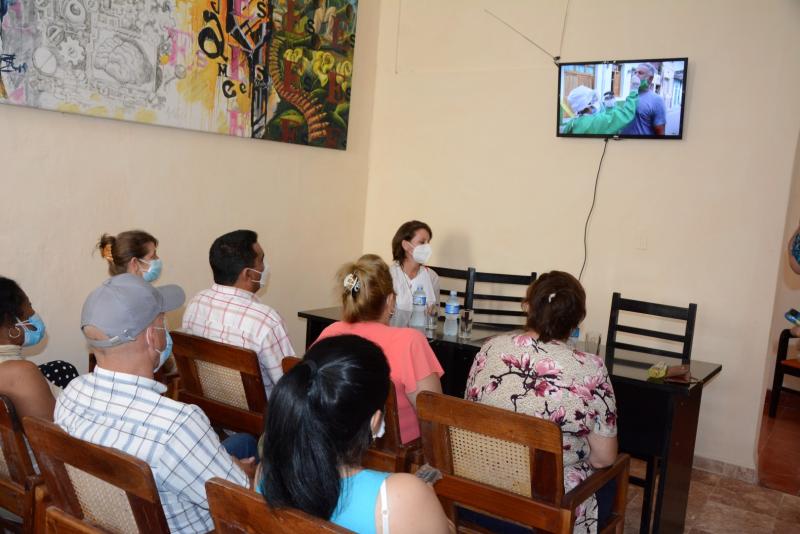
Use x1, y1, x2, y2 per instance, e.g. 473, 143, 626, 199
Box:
556, 57, 688, 140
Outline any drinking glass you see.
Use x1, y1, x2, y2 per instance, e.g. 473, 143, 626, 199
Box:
459, 308, 473, 339
585, 331, 602, 354
425, 304, 439, 332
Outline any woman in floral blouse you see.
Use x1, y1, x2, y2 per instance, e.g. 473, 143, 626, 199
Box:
464, 271, 617, 534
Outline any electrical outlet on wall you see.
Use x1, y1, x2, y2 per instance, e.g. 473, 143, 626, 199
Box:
635, 233, 648, 250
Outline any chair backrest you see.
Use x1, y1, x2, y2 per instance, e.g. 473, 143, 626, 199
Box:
206, 477, 352, 533
172, 332, 267, 435
469, 270, 537, 328
23, 417, 169, 534
605, 292, 698, 365
428, 266, 476, 310
280, 357, 415, 472
0, 395, 38, 522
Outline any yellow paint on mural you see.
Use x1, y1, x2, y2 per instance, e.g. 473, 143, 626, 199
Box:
216, 111, 230, 134
114, 108, 126, 120
57, 103, 81, 113
134, 109, 158, 123
87, 106, 109, 117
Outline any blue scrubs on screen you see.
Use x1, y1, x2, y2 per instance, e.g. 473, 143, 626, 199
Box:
621, 89, 666, 136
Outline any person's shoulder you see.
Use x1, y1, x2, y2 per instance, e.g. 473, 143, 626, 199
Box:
385, 473, 446, 531
0, 358, 41, 375
424, 266, 439, 281
386, 472, 436, 501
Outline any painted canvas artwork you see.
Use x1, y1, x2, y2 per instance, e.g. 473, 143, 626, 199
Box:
0, 0, 357, 149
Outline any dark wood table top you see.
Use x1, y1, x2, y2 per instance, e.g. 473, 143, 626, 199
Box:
298, 306, 722, 395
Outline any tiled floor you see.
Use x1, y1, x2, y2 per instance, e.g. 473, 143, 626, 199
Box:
623, 463, 800, 534
758, 390, 800, 495
621, 392, 800, 533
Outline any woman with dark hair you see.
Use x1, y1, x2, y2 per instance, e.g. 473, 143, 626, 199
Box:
260, 335, 448, 533
464, 271, 618, 534
98, 230, 162, 282
389, 220, 440, 312
317, 254, 443, 444
0, 277, 73, 409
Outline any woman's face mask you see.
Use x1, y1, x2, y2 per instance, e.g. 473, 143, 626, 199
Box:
138, 258, 163, 283
412, 243, 432, 264
14, 313, 46, 347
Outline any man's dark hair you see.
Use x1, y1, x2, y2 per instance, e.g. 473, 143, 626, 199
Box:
209, 230, 259, 285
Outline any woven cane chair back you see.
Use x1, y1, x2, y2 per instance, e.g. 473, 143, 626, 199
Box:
172, 332, 267, 435
23, 417, 170, 534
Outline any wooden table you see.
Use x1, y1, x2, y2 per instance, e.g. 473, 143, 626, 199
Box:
298, 307, 722, 534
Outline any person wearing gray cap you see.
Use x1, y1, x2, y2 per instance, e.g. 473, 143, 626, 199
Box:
54, 274, 252, 534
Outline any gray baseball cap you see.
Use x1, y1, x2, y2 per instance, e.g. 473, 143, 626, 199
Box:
81, 273, 185, 348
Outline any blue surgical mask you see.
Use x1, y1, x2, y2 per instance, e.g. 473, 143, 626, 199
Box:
15, 313, 46, 347
152, 324, 173, 372
139, 258, 163, 283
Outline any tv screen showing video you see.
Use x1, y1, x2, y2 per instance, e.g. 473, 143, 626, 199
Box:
557, 58, 687, 139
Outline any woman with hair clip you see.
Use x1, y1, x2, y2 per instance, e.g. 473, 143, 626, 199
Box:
316, 254, 443, 444
259, 334, 449, 534
464, 271, 618, 534
98, 230, 162, 283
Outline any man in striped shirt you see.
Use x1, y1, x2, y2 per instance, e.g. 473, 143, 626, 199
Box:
182, 230, 295, 398
55, 274, 252, 533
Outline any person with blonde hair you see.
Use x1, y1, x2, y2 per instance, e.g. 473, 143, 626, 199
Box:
316, 254, 443, 444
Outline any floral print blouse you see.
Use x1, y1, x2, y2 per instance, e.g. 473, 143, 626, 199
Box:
464, 333, 617, 534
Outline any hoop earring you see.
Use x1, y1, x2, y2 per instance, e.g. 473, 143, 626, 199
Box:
8, 326, 22, 339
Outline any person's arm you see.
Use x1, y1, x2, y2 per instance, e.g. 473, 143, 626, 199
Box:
653, 124, 665, 135
652, 96, 666, 136
406, 372, 442, 408
0, 360, 55, 420
381, 473, 449, 534
584, 79, 645, 135
587, 432, 618, 468
789, 224, 800, 274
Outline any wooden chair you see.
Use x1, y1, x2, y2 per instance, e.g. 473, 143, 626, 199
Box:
605, 291, 697, 533
769, 328, 800, 417
469, 270, 537, 329
429, 266, 476, 310
206, 477, 351, 533
605, 292, 697, 366
172, 332, 267, 436
281, 356, 421, 472
417, 392, 629, 534
0, 395, 42, 534
23, 417, 170, 534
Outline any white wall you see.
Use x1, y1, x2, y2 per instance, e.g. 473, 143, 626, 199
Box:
361, 0, 800, 469
765, 134, 800, 392
0, 1, 381, 371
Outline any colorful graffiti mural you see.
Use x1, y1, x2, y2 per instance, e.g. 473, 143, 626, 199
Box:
0, 0, 357, 149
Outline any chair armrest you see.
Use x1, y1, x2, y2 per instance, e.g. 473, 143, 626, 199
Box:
561, 454, 630, 511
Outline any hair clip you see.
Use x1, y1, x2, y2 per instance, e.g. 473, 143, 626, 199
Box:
102, 243, 114, 262
548, 292, 557, 303
343, 273, 361, 294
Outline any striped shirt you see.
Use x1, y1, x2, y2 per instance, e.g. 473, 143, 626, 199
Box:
182, 284, 295, 397
54, 366, 249, 534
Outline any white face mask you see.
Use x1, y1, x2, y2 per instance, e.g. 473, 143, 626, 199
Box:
372, 415, 386, 439
412, 243, 432, 264
247, 261, 270, 288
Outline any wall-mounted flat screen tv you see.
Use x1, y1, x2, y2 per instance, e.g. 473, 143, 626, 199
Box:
557, 58, 687, 139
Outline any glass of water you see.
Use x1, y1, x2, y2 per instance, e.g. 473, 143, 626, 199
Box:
585, 331, 602, 354
425, 304, 438, 332
459, 308, 473, 339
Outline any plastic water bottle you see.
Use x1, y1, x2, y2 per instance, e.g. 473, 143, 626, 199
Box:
444, 290, 460, 336
568, 327, 580, 349
409, 286, 426, 328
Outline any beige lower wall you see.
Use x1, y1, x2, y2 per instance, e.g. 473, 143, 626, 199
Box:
0, 1, 380, 371
361, 0, 800, 469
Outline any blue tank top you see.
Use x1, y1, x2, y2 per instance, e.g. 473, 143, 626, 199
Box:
330, 469, 391, 534
256, 469, 391, 533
